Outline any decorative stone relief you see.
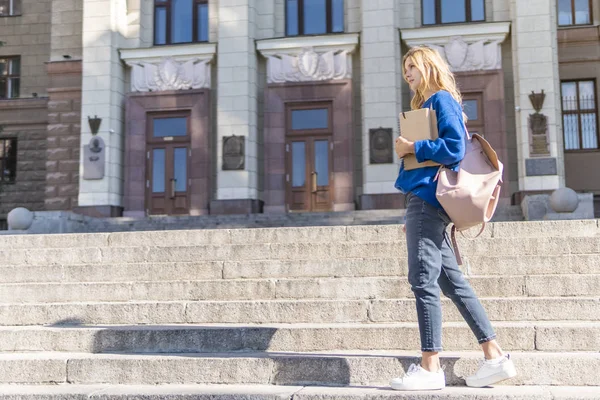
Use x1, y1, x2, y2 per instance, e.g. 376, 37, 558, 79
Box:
528, 90, 551, 156
222, 136, 245, 171
369, 128, 393, 164
265, 47, 352, 84
428, 37, 502, 72
83, 136, 106, 180
128, 57, 211, 92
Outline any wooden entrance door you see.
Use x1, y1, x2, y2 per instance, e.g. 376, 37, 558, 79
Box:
286, 136, 333, 212
146, 113, 191, 215
285, 104, 334, 212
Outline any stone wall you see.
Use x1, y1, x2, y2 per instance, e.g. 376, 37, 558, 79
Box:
45, 60, 82, 211
0, 0, 52, 98
0, 99, 48, 216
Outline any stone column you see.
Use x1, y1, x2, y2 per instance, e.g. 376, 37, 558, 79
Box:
49, 0, 83, 62
510, 0, 565, 197
77, 0, 128, 217
359, 0, 404, 209
45, 0, 83, 211
211, 0, 261, 214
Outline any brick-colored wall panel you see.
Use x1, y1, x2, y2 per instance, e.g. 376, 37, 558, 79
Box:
45, 197, 70, 210
60, 112, 81, 124
47, 148, 71, 161
47, 172, 71, 185
46, 161, 59, 173
0, 99, 47, 215
44, 60, 82, 211
57, 160, 79, 173
48, 100, 74, 113
48, 124, 72, 136
58, 184, 78, 197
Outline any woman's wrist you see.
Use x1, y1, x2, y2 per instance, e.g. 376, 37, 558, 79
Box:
409, 142, 416, 154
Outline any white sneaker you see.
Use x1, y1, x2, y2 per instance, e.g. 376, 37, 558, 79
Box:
390, 363, 445, 391
465, 353, 517, 388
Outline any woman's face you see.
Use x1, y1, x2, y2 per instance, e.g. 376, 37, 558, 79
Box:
404, 58, 422, 92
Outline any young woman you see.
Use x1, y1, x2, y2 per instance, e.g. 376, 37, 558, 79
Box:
390, 46, 517, 391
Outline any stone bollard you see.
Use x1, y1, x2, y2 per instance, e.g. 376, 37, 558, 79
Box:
549, 187, 579, 213
7, 207, 34, 231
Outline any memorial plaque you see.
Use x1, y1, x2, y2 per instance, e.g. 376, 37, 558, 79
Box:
83, 136, 105, 180
526, 157, 557, 176
369, 128, 393, 164
222, 135, 245, 170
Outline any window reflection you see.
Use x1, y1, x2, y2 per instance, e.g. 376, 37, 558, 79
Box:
153, 117, 188, 138
291, 109, 329, 130
292, 142, 306, 187
314, 140, 329, 186
174, 148, 187, 192
153, 149, 166, 193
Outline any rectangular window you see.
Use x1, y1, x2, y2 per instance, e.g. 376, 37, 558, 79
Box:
558, 0, 592, 26
0, 57, 20, 99
286, 0, 344, 36
422, 0, 485, 25
0, 0, 22, 16
0, 138, 17, 183
291, 108, 329, 130
561, 80, 599, 151
0, 219, 7, 231
153, 117, 188, 137
154, 0, 209, 45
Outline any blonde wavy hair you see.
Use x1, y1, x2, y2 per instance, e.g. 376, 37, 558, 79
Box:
402, 46, 465, 120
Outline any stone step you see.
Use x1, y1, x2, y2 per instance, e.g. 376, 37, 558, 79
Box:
6, 209, 413, 236
2, 254, 599, 284
0, 297, 598, 325
0, 351, 597, 386
0, 236, 599, 266
3, 275, 600, 304
0, 322, 597, 353
0, 384, 598, 400
0, 220, 597, 250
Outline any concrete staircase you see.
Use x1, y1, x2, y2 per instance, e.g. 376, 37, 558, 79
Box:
0, 219, 598, 399
4, 205, 525, 235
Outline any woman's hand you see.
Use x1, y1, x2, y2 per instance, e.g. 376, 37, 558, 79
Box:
395, 136, 415, 159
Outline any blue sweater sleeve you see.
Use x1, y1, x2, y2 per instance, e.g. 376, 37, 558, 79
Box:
413, 92, 466, 166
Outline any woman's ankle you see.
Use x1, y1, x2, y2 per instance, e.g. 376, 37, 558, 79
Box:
420, 352, 441, 372
481, 340, 503, 360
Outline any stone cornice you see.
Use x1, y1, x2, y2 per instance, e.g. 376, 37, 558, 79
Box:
400, 22, 511, 72
256, 34, 359, 84
119, 44, 216, 92
256, 33, 360, 56
400, 21, 511, 46
119, 43, 217, 65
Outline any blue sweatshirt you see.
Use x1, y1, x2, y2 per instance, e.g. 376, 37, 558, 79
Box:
394, 90, 466, 209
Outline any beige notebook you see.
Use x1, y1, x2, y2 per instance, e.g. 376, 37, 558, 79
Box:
398, 108, 441, 170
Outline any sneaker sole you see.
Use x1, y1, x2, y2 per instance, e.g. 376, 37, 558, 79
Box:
465, 365, 517, 388
390, 383, 445, 391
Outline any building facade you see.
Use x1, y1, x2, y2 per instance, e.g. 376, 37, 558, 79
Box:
1, 0, 599, 224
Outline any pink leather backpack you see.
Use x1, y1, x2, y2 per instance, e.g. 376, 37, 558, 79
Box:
435, 131, 504, 265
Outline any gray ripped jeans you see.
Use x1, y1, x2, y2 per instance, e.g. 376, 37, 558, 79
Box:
405, 192, 496, 352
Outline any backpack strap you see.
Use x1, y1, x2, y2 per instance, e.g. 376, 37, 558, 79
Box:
450, 225, 463, 266
451, 223, 486, 266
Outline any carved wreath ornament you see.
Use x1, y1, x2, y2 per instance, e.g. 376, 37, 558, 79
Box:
130, 57, 211, 92
428, 37, 501, 72
266, 47, 352, 83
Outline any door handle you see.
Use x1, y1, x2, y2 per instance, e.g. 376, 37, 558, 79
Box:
170, 178, 176, 199
311, 172, 317, 193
